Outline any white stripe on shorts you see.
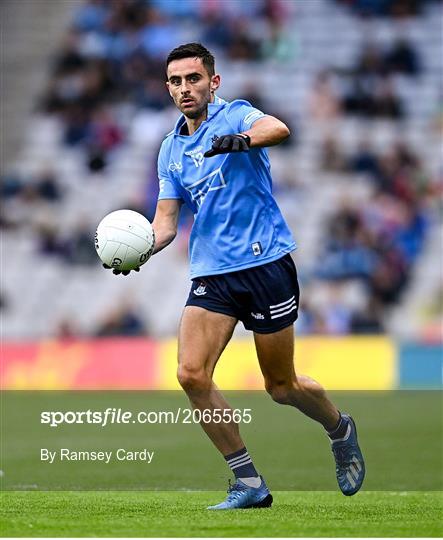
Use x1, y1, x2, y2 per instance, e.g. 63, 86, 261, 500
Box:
270, 304, 297, 319
269, 295, 295, 310
270, 300, 296, 315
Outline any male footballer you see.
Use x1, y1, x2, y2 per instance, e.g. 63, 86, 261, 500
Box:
108, 43, 365, 509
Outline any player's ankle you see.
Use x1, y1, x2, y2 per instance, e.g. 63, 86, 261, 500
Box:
238, 476, 262, 488
327, 412, 350, 440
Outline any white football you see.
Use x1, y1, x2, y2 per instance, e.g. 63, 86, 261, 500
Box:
95, 210, 155, 272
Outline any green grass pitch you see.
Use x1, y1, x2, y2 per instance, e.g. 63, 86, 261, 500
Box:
1, 390, 442, 536
1, 491, 442, 537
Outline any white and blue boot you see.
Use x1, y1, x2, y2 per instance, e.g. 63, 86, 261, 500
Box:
330, 414, 365, 496
207, 476, 273, 510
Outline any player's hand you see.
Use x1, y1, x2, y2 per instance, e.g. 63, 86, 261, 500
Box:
204, 134, 251, 157
102, 263, 140, 276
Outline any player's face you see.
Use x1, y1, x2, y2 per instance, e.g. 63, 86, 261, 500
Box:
166, 57, 220, 119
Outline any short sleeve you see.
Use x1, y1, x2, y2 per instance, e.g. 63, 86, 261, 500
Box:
226, 100, 267, 133
157, 142, 183, 201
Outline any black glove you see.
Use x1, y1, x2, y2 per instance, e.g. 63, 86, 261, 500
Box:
204, 134, 251, 158
102, 263, 140, 276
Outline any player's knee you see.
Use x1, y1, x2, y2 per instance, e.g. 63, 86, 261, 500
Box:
265, 380, 293, 405
297, 375, 324, 398
177, 365, 210, 394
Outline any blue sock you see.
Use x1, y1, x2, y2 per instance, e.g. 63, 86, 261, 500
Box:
225, 447, 259, 479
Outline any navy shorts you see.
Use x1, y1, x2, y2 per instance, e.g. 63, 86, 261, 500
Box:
186, 254, 300, 334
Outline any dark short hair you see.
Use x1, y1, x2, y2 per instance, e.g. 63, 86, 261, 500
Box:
166, 43, 215, 77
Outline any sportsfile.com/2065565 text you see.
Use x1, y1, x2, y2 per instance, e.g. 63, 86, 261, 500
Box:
40, 408, 252, 427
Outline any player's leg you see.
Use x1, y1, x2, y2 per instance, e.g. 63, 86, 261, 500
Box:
253, 324, 339, 430
254, 324, 365, 495
177, 305, 241, 455
178, 305, 273, 509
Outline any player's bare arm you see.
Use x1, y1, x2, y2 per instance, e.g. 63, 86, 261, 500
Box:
242, 115, 290, 148
151, 199, 182, 255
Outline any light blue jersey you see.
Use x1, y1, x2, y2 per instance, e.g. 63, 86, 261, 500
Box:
157, 96, 296, 279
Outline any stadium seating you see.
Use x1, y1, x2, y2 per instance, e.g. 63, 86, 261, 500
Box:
1, 0, 441, 340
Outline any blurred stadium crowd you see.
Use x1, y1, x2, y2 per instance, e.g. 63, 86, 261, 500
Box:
1, 0, 442, 340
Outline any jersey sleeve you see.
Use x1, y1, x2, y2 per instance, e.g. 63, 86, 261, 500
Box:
225, 100, 267, 133
157, 141, 183, 201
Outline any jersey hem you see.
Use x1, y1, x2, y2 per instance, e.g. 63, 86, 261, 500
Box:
189, 245, 297, 280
